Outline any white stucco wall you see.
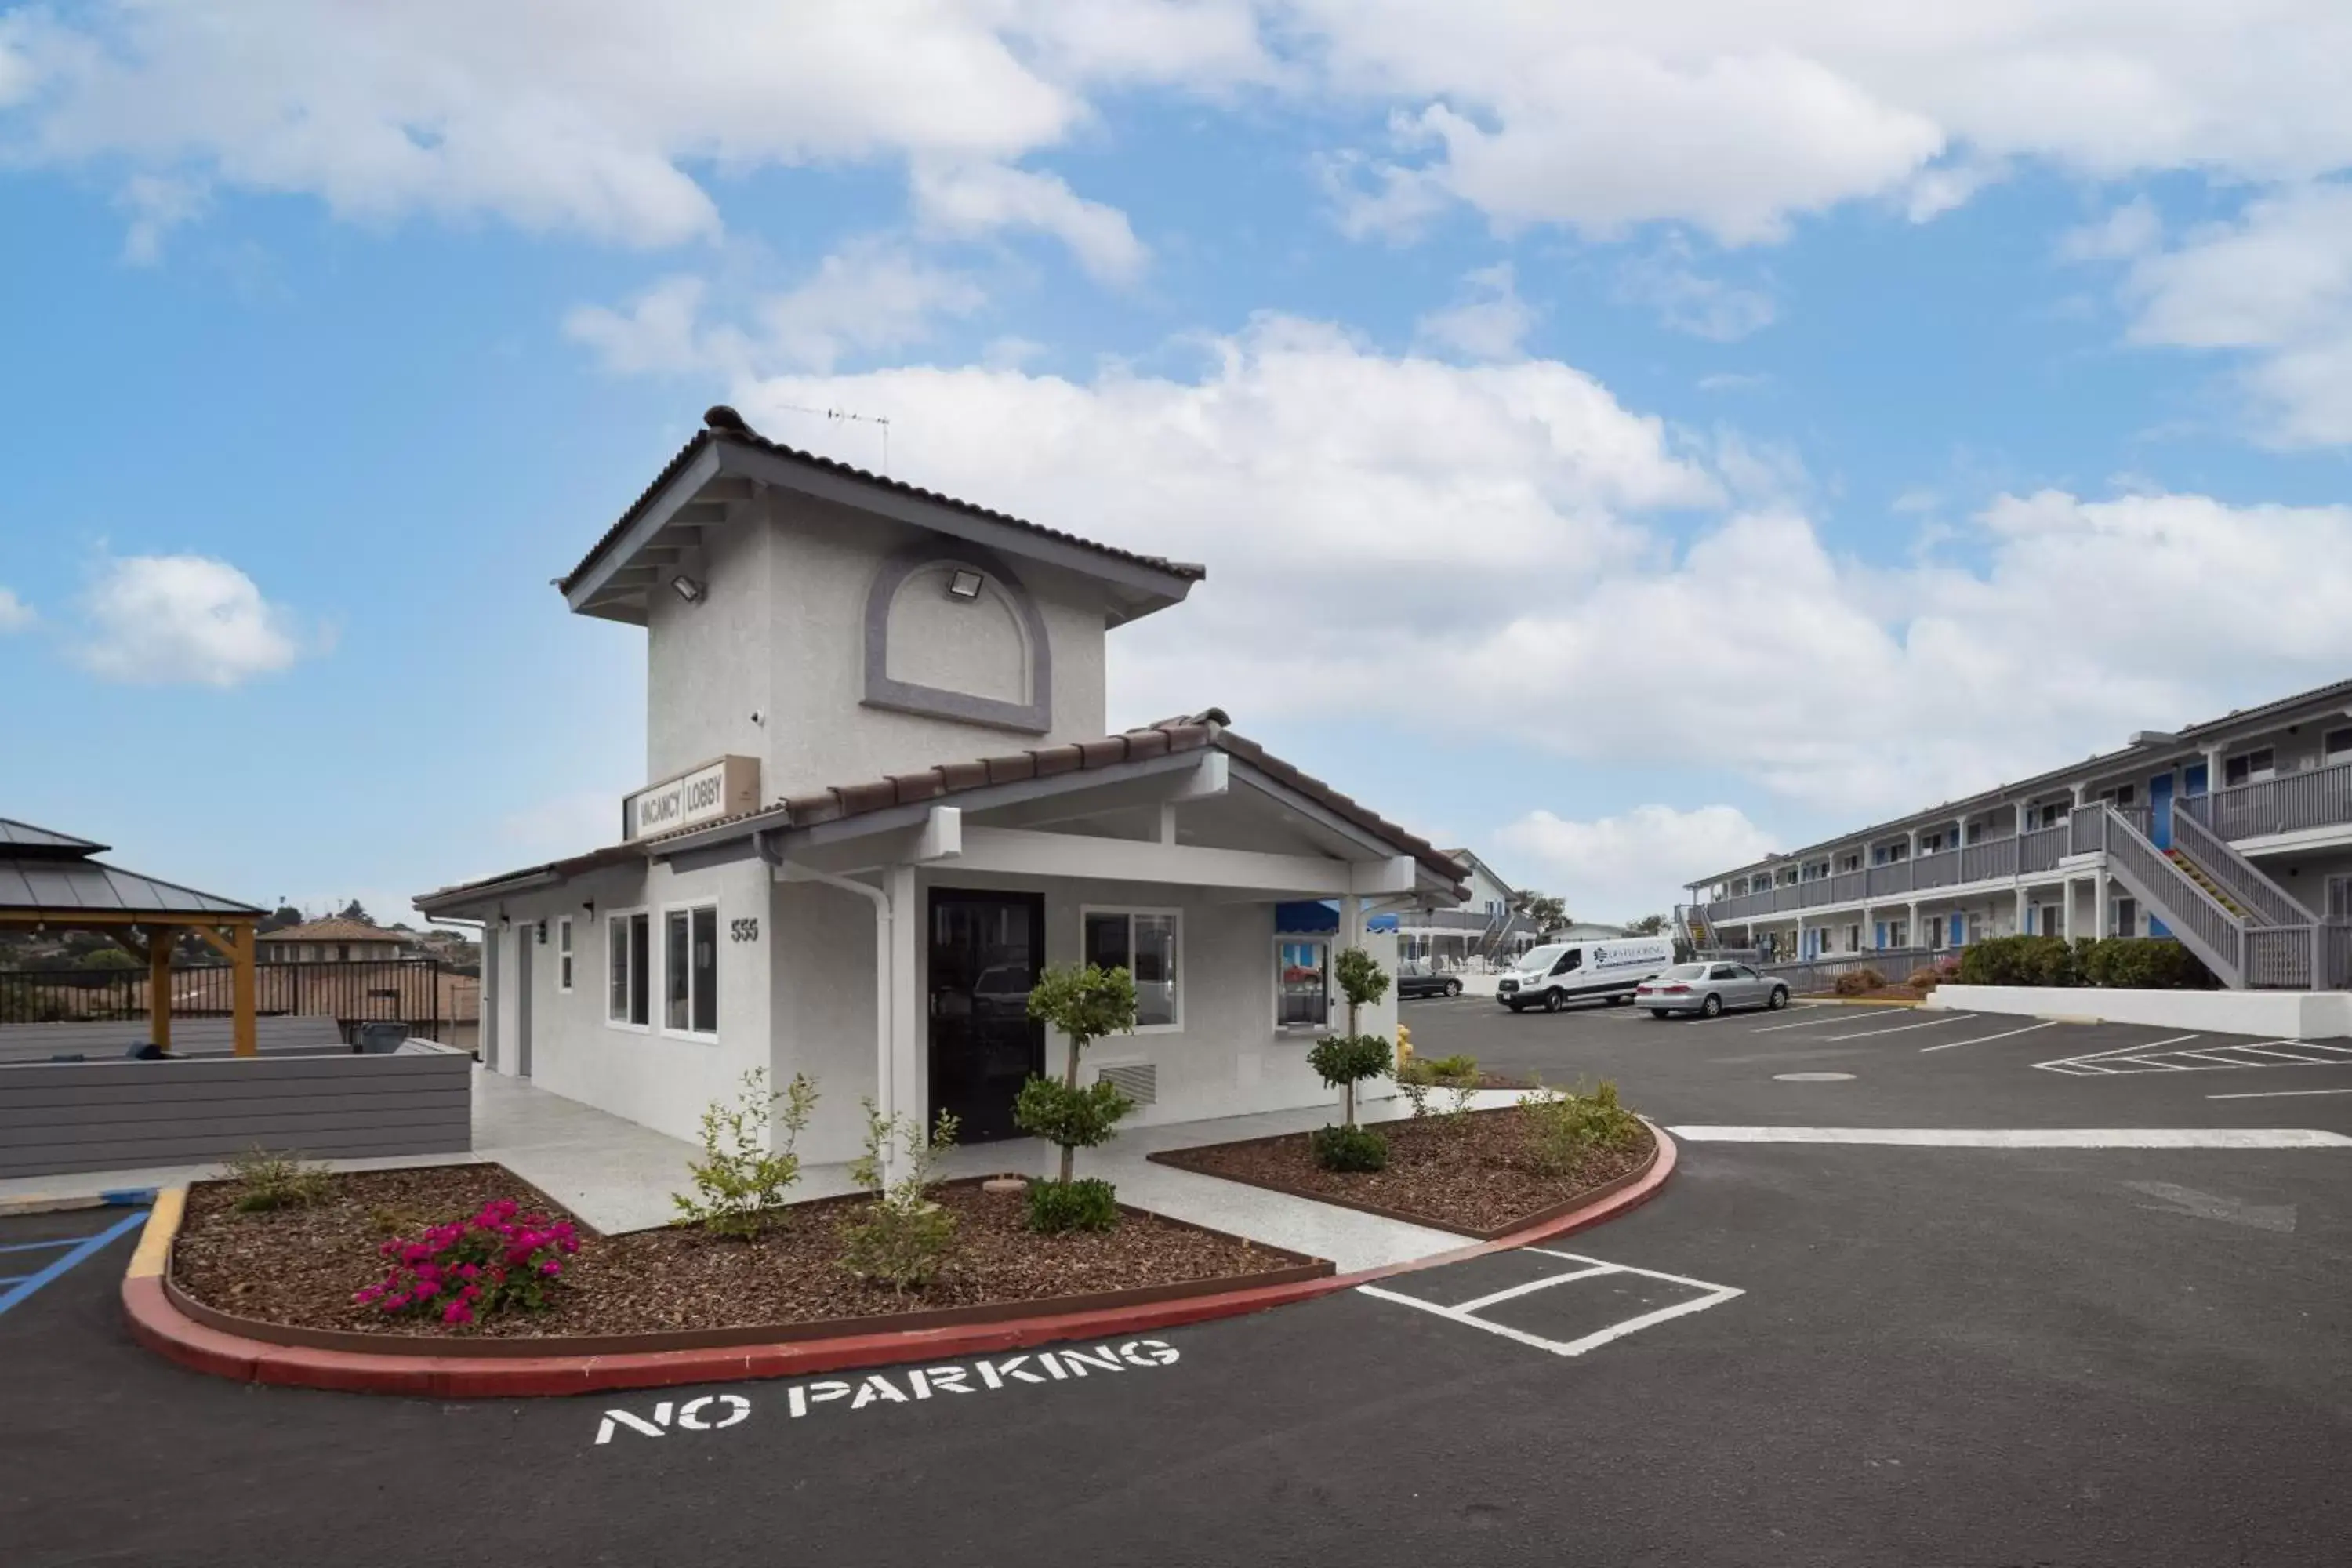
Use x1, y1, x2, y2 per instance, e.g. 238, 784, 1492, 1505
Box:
645, 517, 773, 786
473, 855, 775, 1151
1926, 984, 2352, 1039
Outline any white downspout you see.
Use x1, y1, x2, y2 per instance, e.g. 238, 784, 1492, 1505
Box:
758, 831, 901, 1185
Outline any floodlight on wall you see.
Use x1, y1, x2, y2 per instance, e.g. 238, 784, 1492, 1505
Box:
946, 568, 984, 601
671, 574, 706, 604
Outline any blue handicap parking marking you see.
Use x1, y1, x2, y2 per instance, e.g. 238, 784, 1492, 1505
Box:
0, 1207, 151, 1317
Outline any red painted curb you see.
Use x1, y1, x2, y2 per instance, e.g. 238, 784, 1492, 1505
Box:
124, 1123, 1678, 1398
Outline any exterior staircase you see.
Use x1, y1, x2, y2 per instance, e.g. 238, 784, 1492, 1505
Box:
2164, 848, 2250, 920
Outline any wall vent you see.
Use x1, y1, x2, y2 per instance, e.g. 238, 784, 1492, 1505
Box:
1094, 1061, 1157, 1106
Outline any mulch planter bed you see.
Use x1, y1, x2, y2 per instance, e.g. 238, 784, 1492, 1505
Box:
1151, 1108, 1655, 1240
169, 1163, 1323, 1349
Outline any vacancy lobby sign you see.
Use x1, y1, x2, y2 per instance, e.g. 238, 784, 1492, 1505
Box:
623, 756, 760, 842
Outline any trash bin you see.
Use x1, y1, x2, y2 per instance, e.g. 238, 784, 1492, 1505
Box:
357, 1022, 410, 1054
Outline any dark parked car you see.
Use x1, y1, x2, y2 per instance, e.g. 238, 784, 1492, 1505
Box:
1396, 962, 1464, 999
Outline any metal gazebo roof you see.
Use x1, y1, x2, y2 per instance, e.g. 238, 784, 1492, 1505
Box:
0, 818, 263, 921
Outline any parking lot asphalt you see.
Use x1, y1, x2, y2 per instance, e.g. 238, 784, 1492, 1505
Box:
6, 1000, 2350, 1566
1403, 993, 2352, 1134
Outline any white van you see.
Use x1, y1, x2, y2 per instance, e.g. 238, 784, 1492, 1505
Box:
1497, 936, 1676, 1013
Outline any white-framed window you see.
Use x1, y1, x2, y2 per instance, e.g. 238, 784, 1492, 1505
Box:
2326, 875, 2352, 920
662, 903, 720, 1037
607, 908, 651, 1029
557, 917, 574, 993
1275, 938, 1329, 1030
2112, 897, 2139, 937
2225, 747, 2276, 787
1082, 906, 1181, 1030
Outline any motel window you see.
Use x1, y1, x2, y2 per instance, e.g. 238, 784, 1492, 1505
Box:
2326, 728, 2352, 763
1927, 917, 1945, 949
1083, 908, 1181, 1029
1276, 939, 1329, 1029
665, 906, 720, 1036
608, 911, 650, 1028
2112, 898, 2139, 938
2224, 748, 2275, 787
2327, 876, 2352, 920
557, 917, 574, 993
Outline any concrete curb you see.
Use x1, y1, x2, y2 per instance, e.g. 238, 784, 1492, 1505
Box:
123, 1127, 1677, 1398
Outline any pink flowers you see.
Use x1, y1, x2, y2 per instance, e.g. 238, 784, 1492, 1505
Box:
353, 1197, 583, 1327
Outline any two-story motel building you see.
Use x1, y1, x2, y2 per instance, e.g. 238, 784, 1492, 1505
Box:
1682, 680, 2352, 993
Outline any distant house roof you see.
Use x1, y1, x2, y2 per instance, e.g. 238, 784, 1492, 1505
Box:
419, 711, 1470, 912
561, 405, 1207, 622
1437, 847, 1517, 900
260, 918, 415, 945
0, 818, 263, 920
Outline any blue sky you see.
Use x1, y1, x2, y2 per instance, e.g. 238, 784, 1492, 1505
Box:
3, 4, 2350, 920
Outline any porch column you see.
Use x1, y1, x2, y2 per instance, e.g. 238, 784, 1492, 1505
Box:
148, 924, 173, 1054
886, 863, 920, 1159
1906, 901, 1918, 951
2015, 886, 2028, 937
1338, 893, 1361, 953
2093, 877, 2111, 941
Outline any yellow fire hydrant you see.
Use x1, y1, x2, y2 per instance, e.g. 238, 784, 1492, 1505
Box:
1396, 1022, 1413, 1063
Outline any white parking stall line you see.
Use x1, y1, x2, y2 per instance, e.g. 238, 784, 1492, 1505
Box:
1751, 1008, 1906, 1033
1822, 1014, 1976, 1041
1920, 1020, 2056, 1053
2234, 1043, 2352, 1065
1357, 1250, 1744, 1359
2031, 1033, 2201, 1073
1449, 1265, 1618, 1316
2208, 1086, 2352, 1100
1667, 1125, 2352, 1148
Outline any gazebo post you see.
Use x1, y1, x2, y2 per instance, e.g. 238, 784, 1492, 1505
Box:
149, 924, 174, 1054
231, 920, 257, 1058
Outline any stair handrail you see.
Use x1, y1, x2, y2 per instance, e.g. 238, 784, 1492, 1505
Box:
2097, 804, 2245, 987
2170, 808, 2318, 927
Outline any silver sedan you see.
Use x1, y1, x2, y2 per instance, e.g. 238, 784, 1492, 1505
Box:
1635, 961, 1789, 1018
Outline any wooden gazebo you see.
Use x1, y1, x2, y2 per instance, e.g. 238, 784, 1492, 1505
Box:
0, 818, 265, 1055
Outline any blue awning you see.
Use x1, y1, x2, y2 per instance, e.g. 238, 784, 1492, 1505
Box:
1272, 900, 1397, 935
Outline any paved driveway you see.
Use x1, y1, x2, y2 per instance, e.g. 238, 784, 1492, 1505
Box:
6, 999, 2350, 1566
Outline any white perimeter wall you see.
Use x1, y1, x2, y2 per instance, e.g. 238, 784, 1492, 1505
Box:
1926, 984, 2352, 1039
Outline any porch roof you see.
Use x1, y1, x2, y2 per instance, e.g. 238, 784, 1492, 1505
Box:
416, 712, 1470, 914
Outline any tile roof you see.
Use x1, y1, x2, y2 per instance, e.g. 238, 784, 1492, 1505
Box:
560, 405, 1208, 597
258, 917, 416, 944
421, 711, 1468, 905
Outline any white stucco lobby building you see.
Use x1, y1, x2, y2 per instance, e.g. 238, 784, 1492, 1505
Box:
419, 406, 1465, 1166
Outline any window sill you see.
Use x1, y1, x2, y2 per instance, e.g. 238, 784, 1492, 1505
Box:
604, 1019, 652, 1036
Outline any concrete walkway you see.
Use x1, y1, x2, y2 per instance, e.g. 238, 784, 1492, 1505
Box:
2, 1067, 1522, 1273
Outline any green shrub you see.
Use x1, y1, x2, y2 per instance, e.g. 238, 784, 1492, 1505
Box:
222, 1146, 333, 1213
2083, 937, 2213, 990
1831, 966, 1884, 996
840, 1104, 960, 1294
1025, 1176, 1122, 1233
1309, 1123, 1389, 1172
1308, 1032, 1393, 1127
1905, 966, 1942, 991
1421, 1053, 1479, 1080
1518, 1080, 1643, 1177
673, 1069, 819, 1238
1396, 1057, 1436, 1117
1021, 964, 1141, 1190
1956, 935, 2081, 987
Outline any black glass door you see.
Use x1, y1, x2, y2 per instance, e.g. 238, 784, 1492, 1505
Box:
928, 889, 1046, 1143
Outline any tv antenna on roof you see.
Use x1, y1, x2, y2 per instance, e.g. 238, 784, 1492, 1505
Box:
770, 401, 892, 474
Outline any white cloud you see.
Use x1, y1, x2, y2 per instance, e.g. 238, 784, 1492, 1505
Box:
2057, 196, 2161, 263
567, 242, 984, 378
1497, 804, 1777, 920
0, 586, 33, 631
720, 324, 2352, 821
1414, 263, 1536, 361
911, 162, 1147, 283
12, 5, 2352, 261
2111, 182, 2352, 447
1617, 245, 1777, 341
114, 172, 208, 264
75, 554, 303, 686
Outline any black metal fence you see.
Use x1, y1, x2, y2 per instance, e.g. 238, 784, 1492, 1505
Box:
0, 957, 459, 1042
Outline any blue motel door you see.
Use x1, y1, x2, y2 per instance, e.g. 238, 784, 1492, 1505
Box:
2147, 771, 2175, 937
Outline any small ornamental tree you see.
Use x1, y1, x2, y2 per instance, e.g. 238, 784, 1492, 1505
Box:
1018, 964, 1139, 1229
1306, 945, 1396, 1171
